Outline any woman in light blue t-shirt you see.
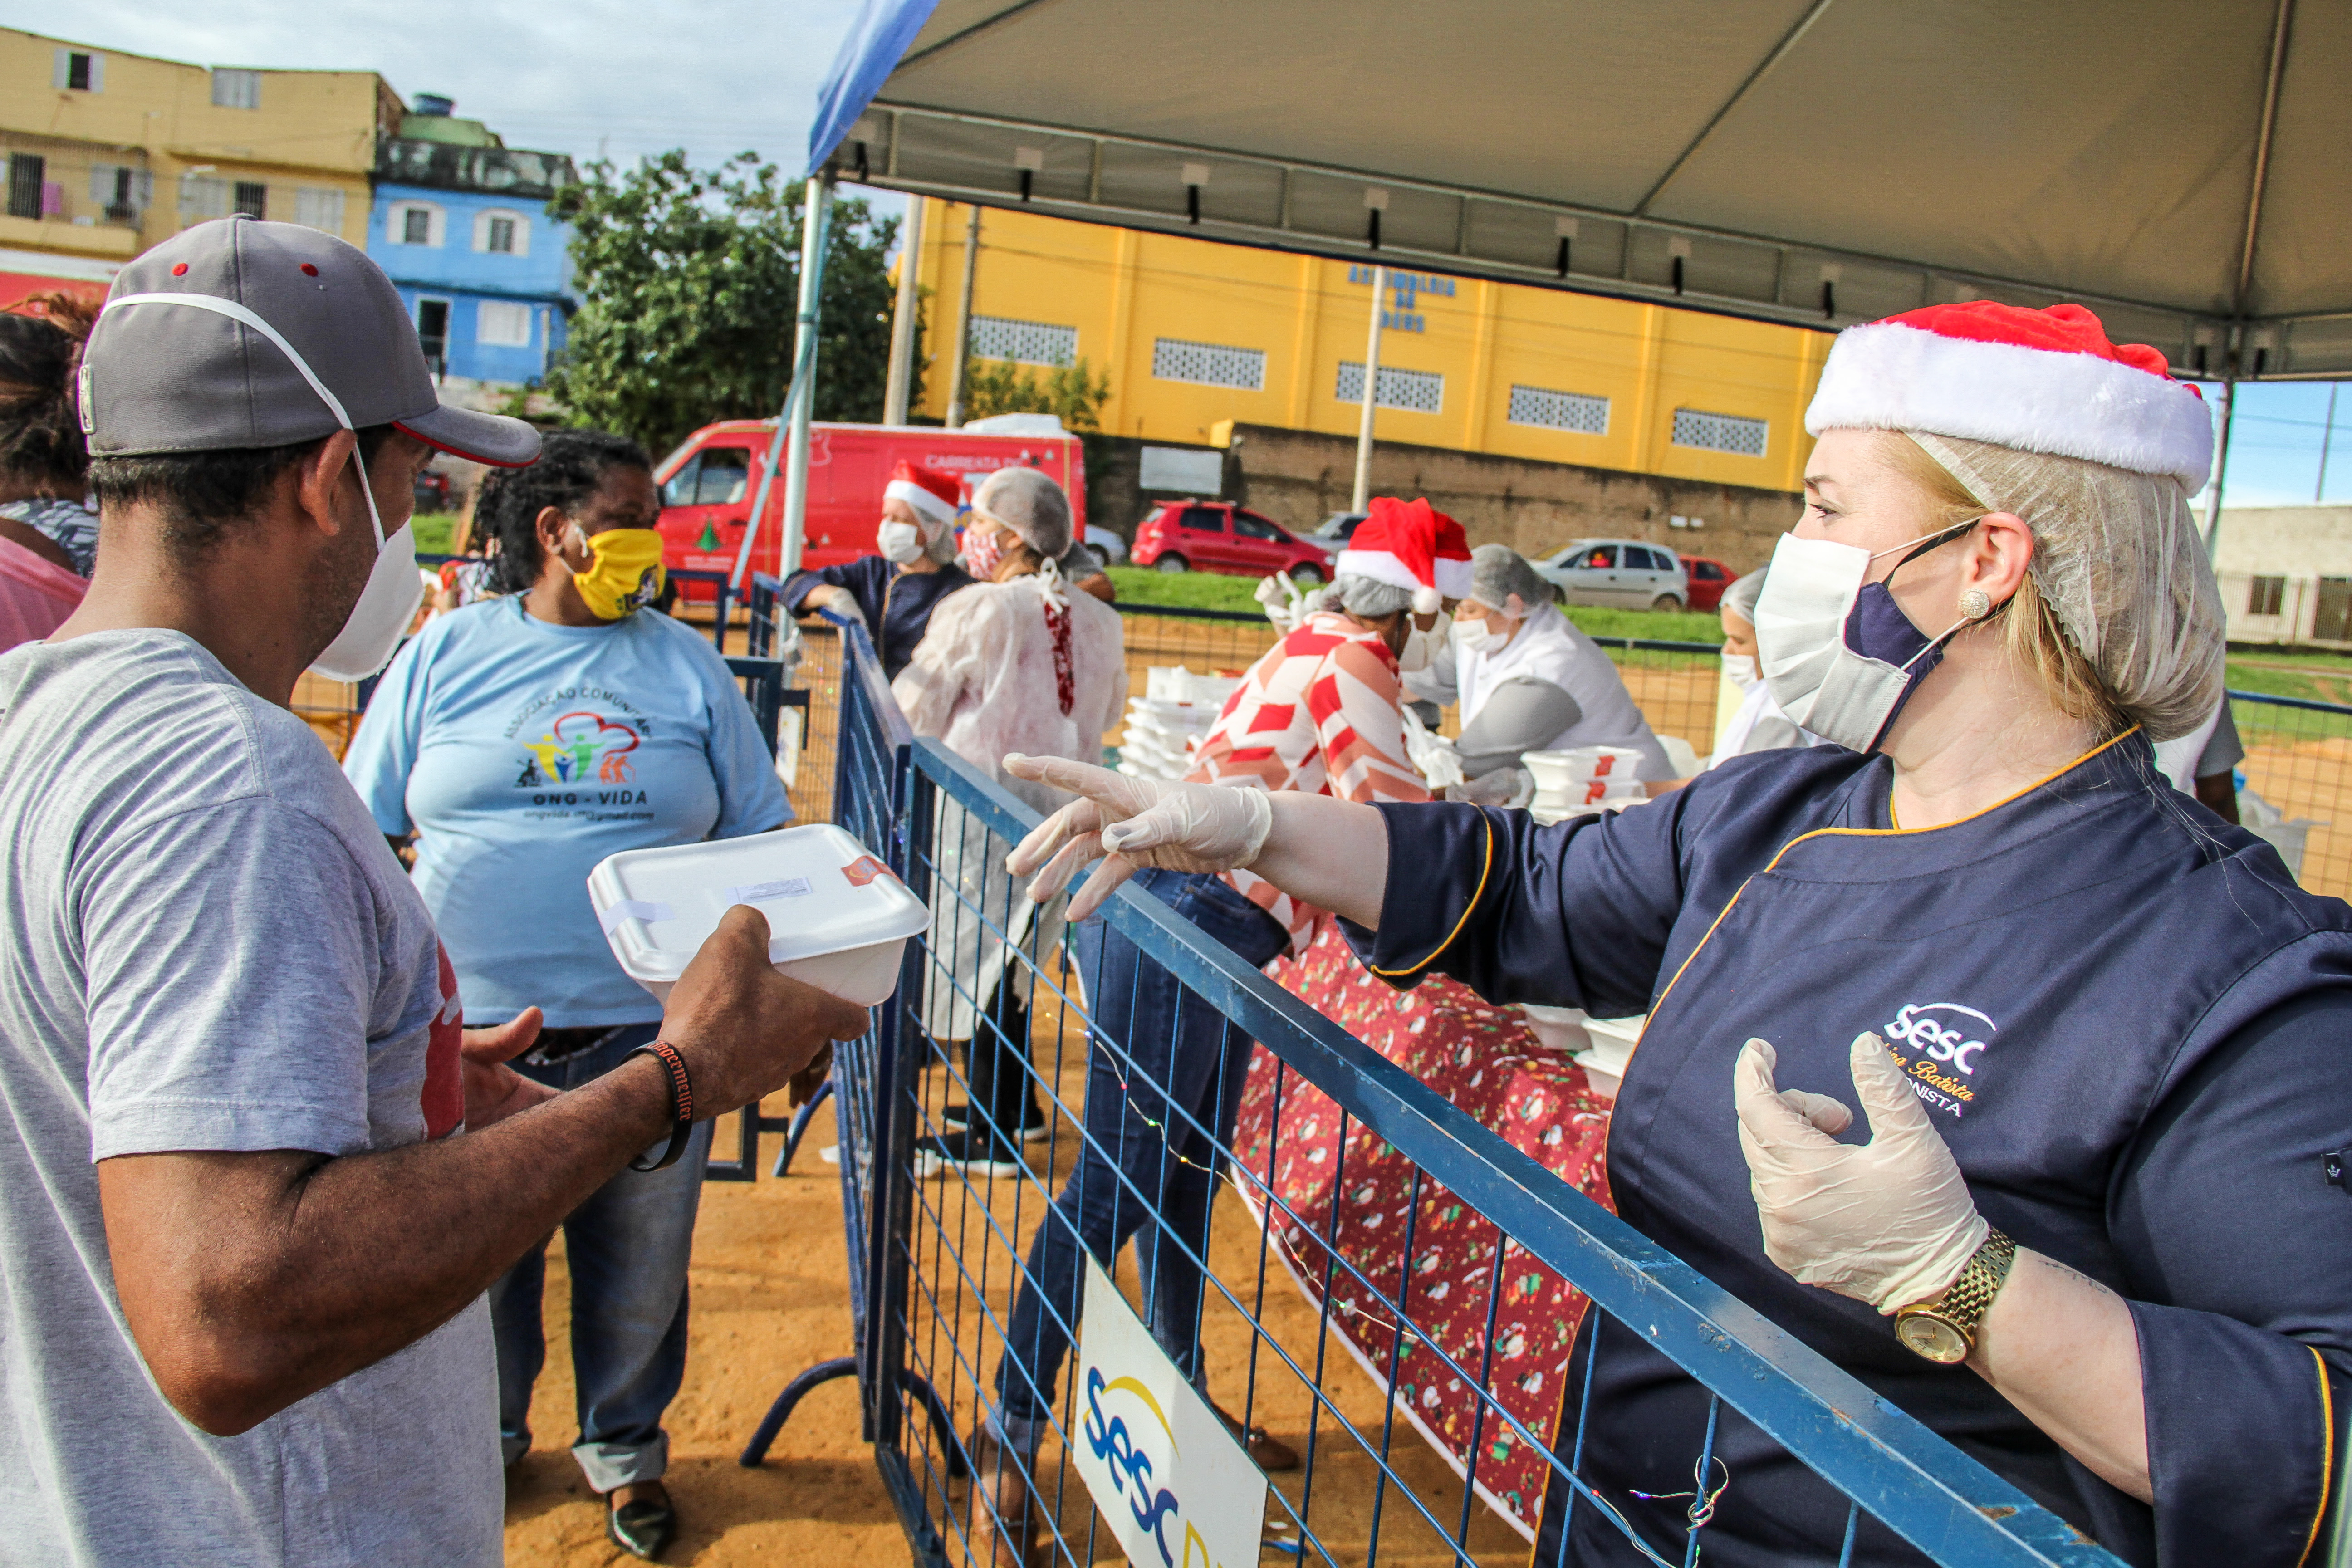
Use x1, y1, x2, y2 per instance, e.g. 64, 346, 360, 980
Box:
344, 430, 787, 1562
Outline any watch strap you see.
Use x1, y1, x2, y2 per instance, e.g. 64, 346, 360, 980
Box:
1904, 1225, 2016, 1348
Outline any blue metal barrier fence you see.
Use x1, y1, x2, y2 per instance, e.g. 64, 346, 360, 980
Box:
749, 622, 2130, 1568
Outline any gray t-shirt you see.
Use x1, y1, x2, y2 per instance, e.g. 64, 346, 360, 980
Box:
0, 631, 499, 1566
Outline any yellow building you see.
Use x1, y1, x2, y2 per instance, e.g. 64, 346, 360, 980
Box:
911, 199, 1832, 495
0, 27, 393, 289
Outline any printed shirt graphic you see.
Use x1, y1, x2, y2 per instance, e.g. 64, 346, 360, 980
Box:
1185, 611, 1427, 951
344, 598, 790, 1028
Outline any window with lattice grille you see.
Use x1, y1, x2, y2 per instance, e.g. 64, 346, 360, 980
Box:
1152, 337, 1265, 392
1335, 361, 1443, 413
970, 315, 1078, 366
1507, 385, 1609, 435
1671, 409, 1769, 457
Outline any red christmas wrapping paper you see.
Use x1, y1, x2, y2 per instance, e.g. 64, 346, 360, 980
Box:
1230, 922, 1615, 1538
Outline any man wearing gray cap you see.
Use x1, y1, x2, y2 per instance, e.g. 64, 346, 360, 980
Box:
0, 215, 866, 1565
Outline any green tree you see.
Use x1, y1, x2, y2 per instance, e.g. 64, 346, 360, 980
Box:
547, 151, 914, 457
961, 355, 1113, 432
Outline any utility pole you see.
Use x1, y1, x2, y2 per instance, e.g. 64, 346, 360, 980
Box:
2318, 384, 2339, 504
1350, 264, 1386, 513
2202, 373, 2236, 562
944, 203, 981, 428
882, 194, 925, 425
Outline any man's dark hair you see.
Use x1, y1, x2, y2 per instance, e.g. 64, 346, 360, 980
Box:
0, 293, 98, 494
479, 429, 651, 595
90, 426, 398, 555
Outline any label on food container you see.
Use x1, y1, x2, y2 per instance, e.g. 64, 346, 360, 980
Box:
727, 876, 813, 902
840, 855, 896, 887
598, 899, 675, 933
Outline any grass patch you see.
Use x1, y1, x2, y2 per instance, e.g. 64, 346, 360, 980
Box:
1107, 566, 1725, 645
412, 512, 459, 556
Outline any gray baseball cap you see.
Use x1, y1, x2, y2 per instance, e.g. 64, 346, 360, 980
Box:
82, 215, 539, 467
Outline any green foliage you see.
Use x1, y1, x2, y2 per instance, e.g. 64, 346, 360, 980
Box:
410, 513, 458, 555
961, 355, 1113, 432
547, 152, 911, 458
1107, 567, 1727, 644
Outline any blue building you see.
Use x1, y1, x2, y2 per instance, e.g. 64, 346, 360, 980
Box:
367, 95, 574, 390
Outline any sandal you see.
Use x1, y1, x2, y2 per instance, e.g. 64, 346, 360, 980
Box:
966, 1426, 1038, 1568
606, 1480, 678, 1561
1215, 1403, 1300, 1472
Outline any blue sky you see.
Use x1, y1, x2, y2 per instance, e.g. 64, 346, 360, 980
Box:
23, 1, 2345, 509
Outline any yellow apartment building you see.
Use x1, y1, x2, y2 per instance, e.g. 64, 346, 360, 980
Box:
908, 199, 1833, 496
0, 27, 393, 291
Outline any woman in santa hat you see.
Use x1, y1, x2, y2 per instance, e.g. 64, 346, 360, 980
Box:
784, 459, 972, 680
1006, 302, 2350, 1566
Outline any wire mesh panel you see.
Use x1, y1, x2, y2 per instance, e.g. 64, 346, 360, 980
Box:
2229, 691, 2352, 902
853, 728, 2127, 1568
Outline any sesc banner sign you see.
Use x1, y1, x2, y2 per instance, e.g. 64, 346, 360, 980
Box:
1073, 1259, 1267, 1568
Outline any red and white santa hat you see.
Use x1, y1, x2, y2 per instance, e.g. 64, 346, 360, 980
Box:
1336, 495, 1474, 614
1804, 302, 2214, 491
883, 460, 961, 527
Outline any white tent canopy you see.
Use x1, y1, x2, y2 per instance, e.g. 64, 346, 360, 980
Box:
810, 0, 2350, 378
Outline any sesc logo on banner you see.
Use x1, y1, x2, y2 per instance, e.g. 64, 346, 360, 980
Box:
1073, 1259, 1267, 1568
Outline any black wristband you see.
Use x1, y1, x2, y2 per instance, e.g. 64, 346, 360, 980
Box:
627, 1041, 695, 1172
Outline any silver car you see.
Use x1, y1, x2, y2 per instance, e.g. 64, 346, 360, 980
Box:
1533, 539, 1691, 612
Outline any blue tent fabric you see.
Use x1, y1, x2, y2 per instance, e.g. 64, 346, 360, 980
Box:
806, 0, 941, 177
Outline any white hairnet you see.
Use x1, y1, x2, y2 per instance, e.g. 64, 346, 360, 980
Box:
1911, 432, 2224, 742
1335, 573, 1413, 618
971, 466, 1073, 559
1467, 544, 1550, 617
1721, 568, 1767, 625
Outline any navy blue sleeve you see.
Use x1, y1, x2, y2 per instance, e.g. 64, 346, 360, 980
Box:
2112, 980, 2352, 1566
784, 557, 887, 619
1338, 794, 1694, 1017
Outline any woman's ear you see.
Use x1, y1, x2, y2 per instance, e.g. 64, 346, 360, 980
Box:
535, 505, 572, 559
1966, 512, 2034, 607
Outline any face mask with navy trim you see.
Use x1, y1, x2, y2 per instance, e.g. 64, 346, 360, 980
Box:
1753, 521, 1981, 754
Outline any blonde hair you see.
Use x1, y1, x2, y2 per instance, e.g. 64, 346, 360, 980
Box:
1872, 431, 2132, 737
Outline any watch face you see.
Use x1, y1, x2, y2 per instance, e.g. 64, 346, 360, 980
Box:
1897, 1313, 1970, 1364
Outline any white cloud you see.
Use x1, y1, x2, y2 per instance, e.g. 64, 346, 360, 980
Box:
22, 0, 864, 174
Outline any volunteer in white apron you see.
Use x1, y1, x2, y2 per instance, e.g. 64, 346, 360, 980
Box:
1002, 301, 2350, 1568
1448, 544, 1671, 798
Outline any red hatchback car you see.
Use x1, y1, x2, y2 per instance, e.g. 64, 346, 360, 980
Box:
1679, 555, 1735, 612
1131, 501, 1335, 582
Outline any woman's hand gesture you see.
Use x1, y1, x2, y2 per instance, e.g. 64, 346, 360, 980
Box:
1003, 753, 1274, 920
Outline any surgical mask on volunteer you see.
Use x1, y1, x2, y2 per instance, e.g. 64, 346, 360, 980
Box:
1397, 613, 1450, 673
877, 519, 926, 564
1752, 519, 1985, 753
1720, 651, 1759, 690
565, 523, 666, 620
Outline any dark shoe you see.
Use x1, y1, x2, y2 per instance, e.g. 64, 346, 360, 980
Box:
606, 1482, 678, 1561
915, 1128, 1024, 1179
1216, 1403, 1299, 1472
941, 1103, 1051, 1143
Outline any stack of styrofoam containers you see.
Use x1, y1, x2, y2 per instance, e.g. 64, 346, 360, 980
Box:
1519, 1003, 1641, 1100
1522, 745, 1647, 825
1115, 666, 1240, 782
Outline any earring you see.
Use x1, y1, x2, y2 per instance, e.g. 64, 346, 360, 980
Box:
1959, 588, 1992, 622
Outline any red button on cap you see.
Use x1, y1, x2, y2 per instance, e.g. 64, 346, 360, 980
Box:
300, 263, 318, 276
171, 262, 188, 276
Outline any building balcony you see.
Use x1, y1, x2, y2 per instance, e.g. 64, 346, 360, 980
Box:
375, 138, 575, 201
0, 213, 140, 258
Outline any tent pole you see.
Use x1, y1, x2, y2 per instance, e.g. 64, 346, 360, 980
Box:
779, 176, 835, 579
1351, 264, 1386, 513
883, 194, 925, 425
731, 175, 833, 593
2203, 376, 2236, 563
944, 203, 981, 427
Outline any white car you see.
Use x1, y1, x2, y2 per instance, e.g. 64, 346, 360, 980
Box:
1534, 539, 1690, 612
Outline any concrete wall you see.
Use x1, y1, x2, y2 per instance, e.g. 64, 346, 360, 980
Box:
1220, 422, 1800, 571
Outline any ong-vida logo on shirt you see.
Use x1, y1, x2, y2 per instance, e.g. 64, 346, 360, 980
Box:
1879, 1001, 1997, 1118
516, 710, 643, 794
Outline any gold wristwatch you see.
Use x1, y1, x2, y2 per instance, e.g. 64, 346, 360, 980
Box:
1894, 1227, 2017, 1364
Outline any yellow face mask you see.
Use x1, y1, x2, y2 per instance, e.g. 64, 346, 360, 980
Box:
568, 526, 666, 620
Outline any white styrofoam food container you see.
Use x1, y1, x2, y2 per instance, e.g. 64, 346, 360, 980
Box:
588, 824, 928, 1006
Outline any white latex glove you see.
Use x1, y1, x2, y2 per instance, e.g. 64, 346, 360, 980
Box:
1002, 753, 1274, 921
1734, 1033, 1988, 1314
1447, 766, 1529, 808
820, 593, 867, 628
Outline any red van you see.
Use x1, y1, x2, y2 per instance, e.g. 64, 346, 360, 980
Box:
654, 416, 1088, 597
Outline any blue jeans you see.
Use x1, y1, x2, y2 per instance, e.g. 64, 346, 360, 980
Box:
991, 868, 1287, 1456
490, 1022, 714, 1492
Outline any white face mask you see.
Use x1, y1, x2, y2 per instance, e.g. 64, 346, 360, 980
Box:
1452, 616, 1512, 657
104, 292, 420, 682
877, 519, 926, 565
1397, 614, 1450, 673
1720, 651, 1759, 691
1753, 522, 1979, 754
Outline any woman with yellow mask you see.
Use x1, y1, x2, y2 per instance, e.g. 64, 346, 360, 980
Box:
344, 429, 789, 1562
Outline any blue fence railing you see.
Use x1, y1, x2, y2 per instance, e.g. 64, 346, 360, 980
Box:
744, 621, 2132, 1568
